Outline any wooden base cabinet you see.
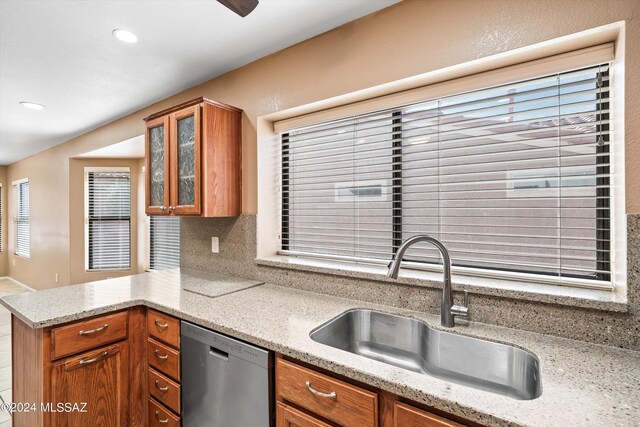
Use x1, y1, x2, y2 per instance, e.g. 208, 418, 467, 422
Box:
276, 356, 470, 427
50, 342, 129, 427
11, 307, 147, 427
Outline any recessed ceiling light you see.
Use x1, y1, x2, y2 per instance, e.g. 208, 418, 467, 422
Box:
112, 28, 138, 43
19, 102, 46, 110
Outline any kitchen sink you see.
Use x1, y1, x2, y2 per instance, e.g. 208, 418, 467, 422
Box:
310, 309, 542, 400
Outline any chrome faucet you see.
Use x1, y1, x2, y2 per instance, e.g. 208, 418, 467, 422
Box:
387, 235, 469, 327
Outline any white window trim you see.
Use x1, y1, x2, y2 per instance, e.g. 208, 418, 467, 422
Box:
256, 22, 627, 299
12, 178, 29, 259
84, 167, 131, 272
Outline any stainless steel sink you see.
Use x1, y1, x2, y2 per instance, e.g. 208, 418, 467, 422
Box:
310, 309, 542, 400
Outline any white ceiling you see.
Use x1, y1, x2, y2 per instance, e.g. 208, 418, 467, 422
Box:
0, 0, 398, 165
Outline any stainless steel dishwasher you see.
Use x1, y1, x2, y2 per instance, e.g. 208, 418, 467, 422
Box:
181, 321, 273, 427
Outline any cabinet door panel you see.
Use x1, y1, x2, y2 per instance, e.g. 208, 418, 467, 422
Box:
170, 105, 201, 215
146, 116, 170, 215
50, 342, 129, 427
394, 402, 463, 427
276, 402, 332, 427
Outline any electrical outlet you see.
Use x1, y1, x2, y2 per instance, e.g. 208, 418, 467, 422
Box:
55, 273, 59, 283
211, 237, 220, 253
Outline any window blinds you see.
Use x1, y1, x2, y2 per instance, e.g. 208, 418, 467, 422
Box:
87, 171, 131, 270
0, 185, 2, 253
149, 216, 180, 270
15, 181, 29, 258
282, 64, 611, 285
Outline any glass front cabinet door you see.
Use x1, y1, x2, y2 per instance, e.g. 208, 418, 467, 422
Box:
170, 105, 201, 215
145, 116, 170, 215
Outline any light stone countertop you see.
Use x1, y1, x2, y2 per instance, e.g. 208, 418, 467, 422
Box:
1, 268, 639, 427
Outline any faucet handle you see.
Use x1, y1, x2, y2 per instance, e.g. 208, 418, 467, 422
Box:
451, 289, 470, 318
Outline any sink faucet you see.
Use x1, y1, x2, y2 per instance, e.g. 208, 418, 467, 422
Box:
387, 235, 469, 328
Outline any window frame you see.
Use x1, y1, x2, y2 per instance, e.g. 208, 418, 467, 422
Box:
84, 167, 131, 272
279, 66, 615, 290
13, 178, 30, 259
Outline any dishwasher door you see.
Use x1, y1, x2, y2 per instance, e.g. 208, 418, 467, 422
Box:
181, 321, 273, 427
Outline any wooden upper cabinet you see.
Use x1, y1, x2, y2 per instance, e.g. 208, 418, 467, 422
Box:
144, 97, 242, 217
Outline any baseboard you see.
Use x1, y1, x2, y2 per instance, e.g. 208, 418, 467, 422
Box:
0, 276, 35, 292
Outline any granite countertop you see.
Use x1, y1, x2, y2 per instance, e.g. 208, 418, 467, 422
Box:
1, 268, 639, 426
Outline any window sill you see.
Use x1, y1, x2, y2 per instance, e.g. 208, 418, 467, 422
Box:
255, 255, 628, 313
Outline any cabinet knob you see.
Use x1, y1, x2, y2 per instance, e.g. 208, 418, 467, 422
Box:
160, 206, 166, 211
168, 206, 176, 212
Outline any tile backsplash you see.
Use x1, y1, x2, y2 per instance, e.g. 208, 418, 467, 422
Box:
181, 214, 640, 350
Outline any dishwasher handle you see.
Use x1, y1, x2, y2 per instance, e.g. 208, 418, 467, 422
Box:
209, 346, 229, 361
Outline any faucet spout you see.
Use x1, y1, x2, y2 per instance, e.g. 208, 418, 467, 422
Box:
387, 235, 468, 327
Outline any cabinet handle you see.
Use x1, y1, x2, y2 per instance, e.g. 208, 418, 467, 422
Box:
168, 206, 175, 212
160, 206, 166, 211
154, 380, 169, 391
154, 410, 169, 424
305, 381, 337, 399
79, 351, 110, 365
154, 319, 169, 329
154, 349, 169, 360
78, 324, 109, 335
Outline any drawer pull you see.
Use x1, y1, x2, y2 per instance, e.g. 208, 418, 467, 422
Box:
154, 349, 169, 360
78, 324, 109, 335
154, 410, 169, 424
154, 380, 169, 391
305, 381, 337, 399
154, 319, 169, 329
79, 351, 109, 365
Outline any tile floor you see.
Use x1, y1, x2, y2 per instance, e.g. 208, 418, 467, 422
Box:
0, 278, 31, 427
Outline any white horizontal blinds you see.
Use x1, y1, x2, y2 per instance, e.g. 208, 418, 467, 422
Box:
15, 181, 29, 258
149, 216, 180, 270
0, 185, 2, 252
282, 64, 611, 283
88, 171, 131, 270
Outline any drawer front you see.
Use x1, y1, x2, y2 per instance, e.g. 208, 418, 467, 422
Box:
51, 311, 128, 360
394, 402, 463, 427
276, 402, 332, 427
147, 338, 180, 381
147, 309, 180, 348
148, 367, 181, 414
149, 398, 181, 427
276, 359, 377, 427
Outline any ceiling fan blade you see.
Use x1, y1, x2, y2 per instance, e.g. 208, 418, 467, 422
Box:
217, 0, 259, 17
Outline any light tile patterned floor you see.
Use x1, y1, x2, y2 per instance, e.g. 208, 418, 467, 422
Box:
0, 277, 31, 425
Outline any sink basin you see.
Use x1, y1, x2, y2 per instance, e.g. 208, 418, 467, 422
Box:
310, 309, 542, 400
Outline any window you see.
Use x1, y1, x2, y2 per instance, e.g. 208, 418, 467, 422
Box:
149, 216, 180, 270
86, 169, 131, 271
14, 180, 29, 258
0, 183, 3, 253
281, 64, 611, 287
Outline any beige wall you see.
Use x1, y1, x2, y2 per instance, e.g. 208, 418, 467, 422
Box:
6, 0, 640, 289
68, 158, 145, 285
0, 166, 7, 277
